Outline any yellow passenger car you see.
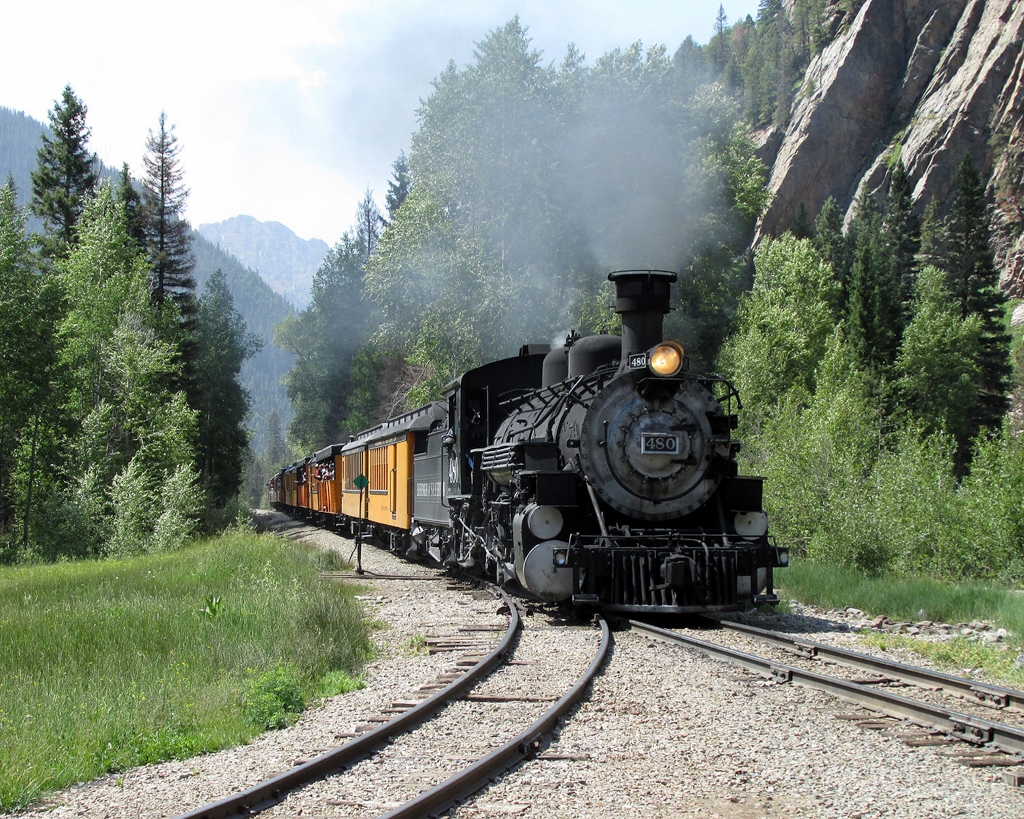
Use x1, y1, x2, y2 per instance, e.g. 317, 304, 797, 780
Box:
339, 403, 446, 535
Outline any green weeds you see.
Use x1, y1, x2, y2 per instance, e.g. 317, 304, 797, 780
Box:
244, 664, 307, 730
401, 634, 430, 657
858, 633, 1024, 687
0, 530, 373, 810
779, 559, 1024, 684
779, 560, 1024, 630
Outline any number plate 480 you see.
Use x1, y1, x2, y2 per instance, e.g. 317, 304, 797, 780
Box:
641, 433, 679, 454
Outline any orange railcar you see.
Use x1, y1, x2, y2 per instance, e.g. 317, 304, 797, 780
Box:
312, 444, 343, 519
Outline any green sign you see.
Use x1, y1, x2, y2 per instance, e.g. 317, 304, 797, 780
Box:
353, 474, 369, 490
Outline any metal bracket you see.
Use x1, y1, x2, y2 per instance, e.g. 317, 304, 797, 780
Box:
783, 642, 818, 659
769, 666, 792, 684
951, 719, 994, 745
970, 685, 1010, 709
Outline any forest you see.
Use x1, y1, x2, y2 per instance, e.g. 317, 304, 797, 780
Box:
277, 5, 1024, 586
4, 1, 1022, 584
0, 90, 257, 561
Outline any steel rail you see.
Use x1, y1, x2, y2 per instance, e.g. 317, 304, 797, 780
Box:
378, 615, 611, 819
320, 572, 456, 581
173, 586, 520, 819
628, 619, 1024, 758
705, 616, 1024, 712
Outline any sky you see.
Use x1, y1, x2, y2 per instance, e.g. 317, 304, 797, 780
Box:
2, 1, 760, 246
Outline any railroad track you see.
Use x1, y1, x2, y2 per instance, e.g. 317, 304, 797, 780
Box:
629, 616, 1024, 775
174, 581, 609, 819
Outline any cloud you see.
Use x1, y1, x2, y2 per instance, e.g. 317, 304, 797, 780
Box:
1, 0, 760, 244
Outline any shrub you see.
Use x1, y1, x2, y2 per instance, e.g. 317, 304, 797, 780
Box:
243, 664, 307, 730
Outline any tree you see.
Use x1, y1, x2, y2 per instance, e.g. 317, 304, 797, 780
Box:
672, 36, 710, 102
116, 163, 146, 250
882, 160, 920, 318
793, 0, 829, 60
895, 266, 980, 444
813, 196, 849, 303
355, 188, 383, 258
846, 192, 901, 370
142, 112, 196, 317
362, 18, 768, 406
918, 198, 944, 267
718, 235, 839, 429
0, 181, 59, 544
385, 152, 412, 223
711, 5, 729, 72
30, 85, 98, 259
263, 410, 289, 469
944, 153, 1012, 436
276, 196, 378, 450
45, 186, 200, 557
742, 0, 791, 128
791, 202, 813, 239
194, 269, 262, 508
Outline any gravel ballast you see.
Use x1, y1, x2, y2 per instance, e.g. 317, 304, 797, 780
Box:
6, 515, 1023, 819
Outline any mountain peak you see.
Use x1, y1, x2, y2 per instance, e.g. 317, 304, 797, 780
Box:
197, 216, 328, 309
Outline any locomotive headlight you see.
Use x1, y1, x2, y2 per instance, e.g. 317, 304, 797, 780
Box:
777, 549, 790, 567
553, 550, 568, 567
648, 341, 685, 377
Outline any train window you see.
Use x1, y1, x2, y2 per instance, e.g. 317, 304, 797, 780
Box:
343, 452, 363, 488
369, 447, 388, 492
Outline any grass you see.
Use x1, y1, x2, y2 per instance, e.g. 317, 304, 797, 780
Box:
778, 559, 1024, 630
0, 529, 373, 811
777, 558, 1024, 684
401, 634, 429, 657
858, 633, 1024, 688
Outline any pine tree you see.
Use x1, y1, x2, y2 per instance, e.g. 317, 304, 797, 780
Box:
813, 197, 849, 309
30, 85, 98, 260
142, 112, 196, 318
944, 153, 1011, 435
116, 163, 146, 250
355, 189, 383, 258
882, 160, 920, 319
194, 269, 261, 508
846, 193, 901, 370
918, 198, 944, 267
263, 410, 289, 469
385, 153, 412, 223
742, 0, 790, 128
791, 202, 813, 239
711, 5, 729, 72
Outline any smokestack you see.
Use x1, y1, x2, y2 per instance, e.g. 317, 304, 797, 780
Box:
608, 270, 677, 368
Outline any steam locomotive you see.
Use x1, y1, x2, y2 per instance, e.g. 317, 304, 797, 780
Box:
270, 270, 787, 614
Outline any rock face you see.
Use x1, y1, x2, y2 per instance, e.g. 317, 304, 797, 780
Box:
758, 0, 1024, 294
197, 215, 329, 310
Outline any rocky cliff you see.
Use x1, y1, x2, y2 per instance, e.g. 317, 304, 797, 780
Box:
758, 0, 1024, 294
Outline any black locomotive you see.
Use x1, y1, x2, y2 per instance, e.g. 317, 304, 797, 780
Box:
271, 270, 786, 614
